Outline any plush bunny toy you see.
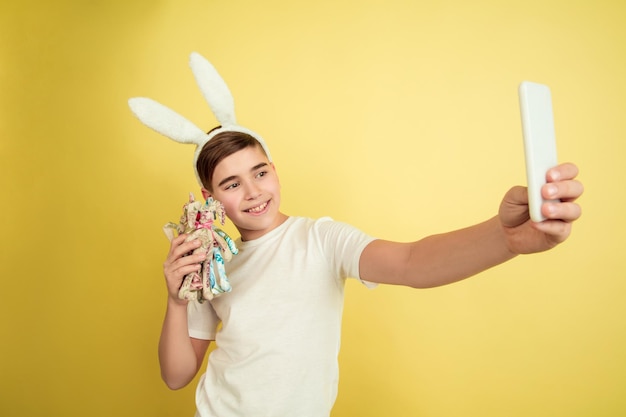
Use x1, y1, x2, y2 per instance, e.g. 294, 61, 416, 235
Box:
163, 193, 239, 302
128, 52, 263, 300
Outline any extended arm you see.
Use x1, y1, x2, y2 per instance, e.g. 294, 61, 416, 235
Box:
360, 216, 514, 288
360, 163, 583, 288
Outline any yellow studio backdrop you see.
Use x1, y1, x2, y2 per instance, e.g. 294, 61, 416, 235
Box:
1, 0, 624, 416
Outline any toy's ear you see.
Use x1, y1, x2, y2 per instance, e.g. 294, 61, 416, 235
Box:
189, 52, 237, 127
128, 97, 207, 145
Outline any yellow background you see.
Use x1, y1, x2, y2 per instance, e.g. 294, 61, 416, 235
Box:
1, 0, 624, 416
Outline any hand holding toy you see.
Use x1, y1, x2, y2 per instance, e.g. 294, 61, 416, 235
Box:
164, 193, 238, 302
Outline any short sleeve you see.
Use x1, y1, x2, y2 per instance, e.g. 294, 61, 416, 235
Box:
314, 217, 377, 288
187, 299, 220, 340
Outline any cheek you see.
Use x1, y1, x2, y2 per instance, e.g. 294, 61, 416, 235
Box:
271, 182, 282, 201
211, 192, 237, 215
220, 198, 239, 217
268, 176, 281, 194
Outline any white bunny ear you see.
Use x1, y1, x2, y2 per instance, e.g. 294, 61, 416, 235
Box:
189, 52, 237, 127
129, 52, 273, 187
128, 97, 207, 145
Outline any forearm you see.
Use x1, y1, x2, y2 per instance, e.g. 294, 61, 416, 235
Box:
158, 298, 201, 390
361, 216, 517, 288
403, 216, 517, 288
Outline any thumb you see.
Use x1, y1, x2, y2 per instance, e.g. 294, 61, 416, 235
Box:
499, 186, 530, 228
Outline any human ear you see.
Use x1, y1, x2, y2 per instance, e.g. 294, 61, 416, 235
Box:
201, 187, 212, 200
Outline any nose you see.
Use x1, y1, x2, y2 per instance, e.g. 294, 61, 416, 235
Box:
243, 181, 261, 200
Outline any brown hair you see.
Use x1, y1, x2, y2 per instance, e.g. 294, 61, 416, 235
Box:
196, 130, 266, 191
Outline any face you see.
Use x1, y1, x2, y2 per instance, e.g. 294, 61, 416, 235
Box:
202, 145, 287, 241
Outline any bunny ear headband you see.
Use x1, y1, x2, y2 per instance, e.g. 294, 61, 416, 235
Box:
128, 52, 272, 186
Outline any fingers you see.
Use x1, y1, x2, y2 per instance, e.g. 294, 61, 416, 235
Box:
543, 179, 584, 202
532, 219, 572, 245
544, 162, 584, 204
168, 233, 201, 260
542, 200, 582, 223
541, 163, 583, 223
163, 234, 207, 299
166, 237, 206, 271
547, 162, 579, 182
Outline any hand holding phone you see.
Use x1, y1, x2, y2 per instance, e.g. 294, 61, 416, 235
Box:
519, 81, 559, 222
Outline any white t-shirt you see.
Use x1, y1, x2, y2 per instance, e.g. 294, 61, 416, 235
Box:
187, 216, 375, 417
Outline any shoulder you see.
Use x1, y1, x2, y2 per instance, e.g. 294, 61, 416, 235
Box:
312, 217, 370, 238
286, 216, 362, 237
306, 217, 376, 254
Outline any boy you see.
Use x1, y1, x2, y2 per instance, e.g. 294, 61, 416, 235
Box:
130, 53, 583, 417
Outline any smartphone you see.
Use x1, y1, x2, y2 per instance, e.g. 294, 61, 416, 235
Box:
519, 81, 559, 222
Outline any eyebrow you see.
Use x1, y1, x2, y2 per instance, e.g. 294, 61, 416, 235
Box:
217, 162, 269, 188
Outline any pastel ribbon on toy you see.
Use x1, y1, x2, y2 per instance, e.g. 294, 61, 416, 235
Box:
163, 193, 238, 302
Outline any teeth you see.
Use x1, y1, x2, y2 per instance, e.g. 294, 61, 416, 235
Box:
247, 202, 268, 213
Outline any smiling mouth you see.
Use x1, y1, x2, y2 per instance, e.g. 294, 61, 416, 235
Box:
244, 201, 269, 214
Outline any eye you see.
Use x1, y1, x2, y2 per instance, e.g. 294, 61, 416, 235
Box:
256, 170, 268, 179
224, 182, 240, 190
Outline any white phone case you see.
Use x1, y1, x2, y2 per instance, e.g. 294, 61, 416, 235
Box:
519, 81, 559, 222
